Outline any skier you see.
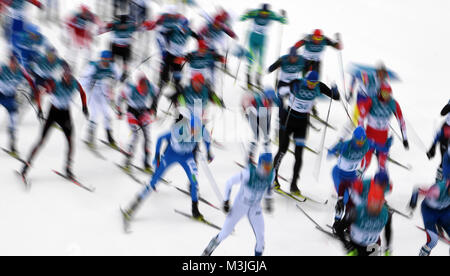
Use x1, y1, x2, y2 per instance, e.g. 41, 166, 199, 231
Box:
81, 50, 122, 148
65, 5, 101, 71
240, 3, 287, 89
21, 61, 89, 180
198, 8, 237, 54
121, 112, 213, 226
5, 0, 43, 43
202, 152, 274, 256
11, 23, 48, 72
184, 39, 226, 91
409, 177, 449, 256
155, 17, 200, 92
333, 175, 390, 256
241, 87, 280, 162
347, 63, 390, 126
357, 82, 409, 172
327, 126, 373, 213
116, 74, 159, 172
292, 29, 341, 77
267, 47, 305, 95
426, 99, 450, 181
0, 53, 38, 154
29, 46, 64, 102
273, 70, 340, 195
101, 14, 143, 81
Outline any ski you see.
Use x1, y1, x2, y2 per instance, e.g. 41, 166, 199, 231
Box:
387, 204, 413, 219
296, 204, 338, 239
83, 140, 107, 160
2, 148, 27, 164
115, 163, 145, 185
15, 170, 30, 190
274, 186, 307, 203
131, 164, 171, 184
99, 140, 129, 156
170, 184, 221, 211
310, 114, 336, 130
174, 209, 221, 231
270, 139, 318, 155
416, 226, 450, 245
52, 170, 95, 192
387, 156, 412, 171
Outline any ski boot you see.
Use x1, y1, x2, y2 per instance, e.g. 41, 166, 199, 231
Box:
273, 177, 281, 190
143, 155, 152, 174
419, 245, 431, 256
192, 201, 203, 220
202, 235, 220, 256
290, 182, 301, 196
66, 166, 75, 180
106, 129, 117, 148
383, 247, 392, 256
121, 197, 143, 233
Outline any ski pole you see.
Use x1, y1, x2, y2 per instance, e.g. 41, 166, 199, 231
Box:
313, 96, 333, 181
198, 154, 223, 203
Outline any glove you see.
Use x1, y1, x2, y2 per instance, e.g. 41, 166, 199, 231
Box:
427, 145, 436, 159
403, 139, 409, 150
409, 189, 419, 210
331, 84, 339, 97
223, 200, 230, 213
312, 105, 318, 117
207, 150, 214, 163
37, 108, 44, 121
265, 198, 273, 213
82, 106, 89, 118
335, 198, 345, 220
280, 9, 287, 17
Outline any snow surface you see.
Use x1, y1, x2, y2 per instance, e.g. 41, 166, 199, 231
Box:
0, 0, 448, 256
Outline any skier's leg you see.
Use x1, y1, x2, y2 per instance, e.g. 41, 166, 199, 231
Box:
126, 117, 140, 167
273, 109, 292, 182
141, 123, 151, 168
58, 110, 74, 175
291, 116, 309, 192
419, 201, 440, 256
248, 205, 265, 256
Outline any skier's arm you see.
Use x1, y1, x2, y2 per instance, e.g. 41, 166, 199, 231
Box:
224, 169, 250, 202
393, 101, 408, 142
98, 22, 114, 35
80, 63, 96, 92
293, 38, 306, 49
207, 88, 225, 108
328, 141, 343, 157
268, 58, 282, 73
155, 132, 171, 157
221, 23, 237, 39
240, 10, 258, 21
27, 0, 42, 8
324, 36, 342, 50
76, 81, 88, 108
319, 82, 340, 100
441, 101, 450, 116
20, 67, 39, 106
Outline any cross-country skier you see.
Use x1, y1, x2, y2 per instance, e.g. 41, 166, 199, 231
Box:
333, 174, 390, 256
198, 8, 237, 54
121, 112, 213, 226
347, 63, 390, 125
116, 74, 159, 172
81, 50, 122, 148
409, 177, 449, 256
292, 29, 341, 77
357, 82, 409, 172
241, 87, 280, 162
426, 99, 450, 181
240, 3, 287, 89
267, 47, 305, 95
11, 22, 48, 72
0, 53, 38, 154
202, 152, 274, 256
184, 39, 226, 91
327, 126, 373, 212
5, 0, 43, 43
273, 70, 340, 195
21, 61, 89, 180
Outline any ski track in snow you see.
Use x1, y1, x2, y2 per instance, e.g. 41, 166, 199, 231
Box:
0, 0, 448, 255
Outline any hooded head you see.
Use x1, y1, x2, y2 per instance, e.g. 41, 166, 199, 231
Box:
258, 152, 273, 176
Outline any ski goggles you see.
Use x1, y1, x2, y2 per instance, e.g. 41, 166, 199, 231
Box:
259, 11, 270, 16
261, 161, 273, 172
306, 80, 319, 87
312, 35, 324, 42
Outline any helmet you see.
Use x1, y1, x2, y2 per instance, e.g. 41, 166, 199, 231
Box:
262, 3, 270, 11
137, 75, 149, 95
100, 50, 113, 59
305, 70, 319, 82
216, 9, 229, 23
352, 126, 367, 146
289, 46, 297, 57
367, 183, 385, 214
374, 170, 389, 187
258, 152, 273, 165
312, 29, 324, 42
192, 72, 205, 85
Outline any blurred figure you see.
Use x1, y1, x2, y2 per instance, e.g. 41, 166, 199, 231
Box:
357, 82, 409, 173
0, 53, 38, 155
267, 47, 305, 95
333, 173, 391, 256
65, 5, 101, 72
11, 22, 48, 72
116, 75, 160, 172
240, 3, 287, 88
4, 0, 43, 43
426, 100, 450, 181
81, 50, 122, 148
202, 153, 274, 256
292, 29, 341, 77
21, 61, 89, 180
